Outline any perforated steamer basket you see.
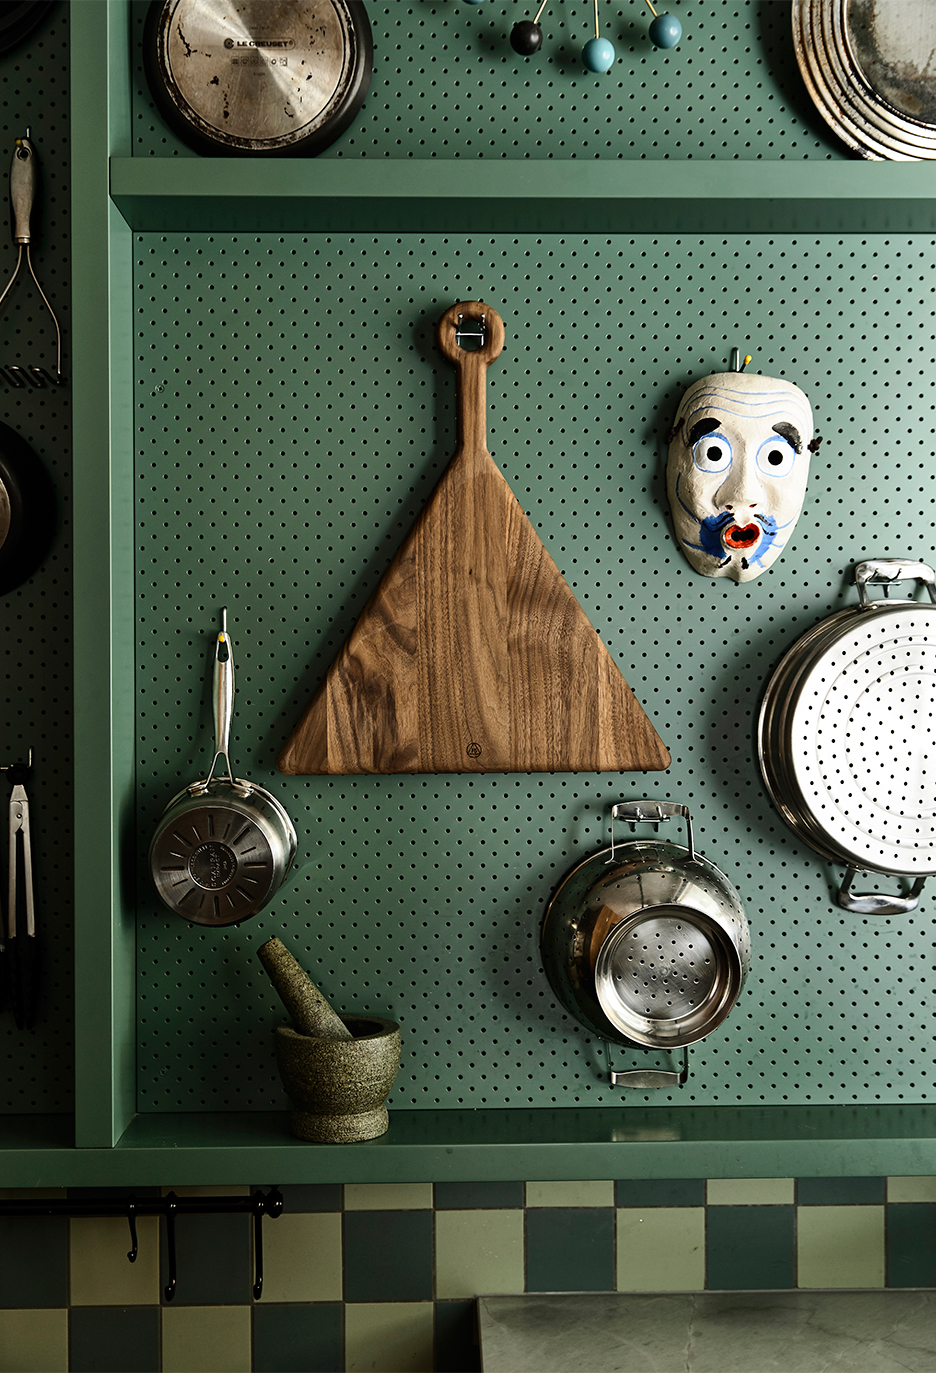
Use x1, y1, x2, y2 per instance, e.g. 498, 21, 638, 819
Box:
758, 559, 936, 914
541, 802, 750, 1088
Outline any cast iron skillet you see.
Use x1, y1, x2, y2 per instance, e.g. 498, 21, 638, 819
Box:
0, 418, 55, 595
0, 2, 55, 56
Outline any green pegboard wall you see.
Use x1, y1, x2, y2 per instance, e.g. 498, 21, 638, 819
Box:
129, 0, 845, 162
134, 228, 935, 1113
0, 1, 72, 1114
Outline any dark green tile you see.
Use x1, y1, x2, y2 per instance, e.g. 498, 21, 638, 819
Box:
253, 1302, 343, 1373
69, 1306, 160, 1373
435, 1181, 524, 1210
887, 1203, 936, 1288
274, 1183, 342, 1212
615, 1178, 706, 1208
159, 1210, 251, 1305
797, 1176, 886, 1205
706, 1206, 795, 1290
0, 1216, 67, 1307
343, 1210, 433, 1302
525, 1209, 614, 1293
435, 1298, 481, 1373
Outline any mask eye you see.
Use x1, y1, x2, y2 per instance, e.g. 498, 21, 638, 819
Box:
756, 435, 796, 478
691, 432, 731, 474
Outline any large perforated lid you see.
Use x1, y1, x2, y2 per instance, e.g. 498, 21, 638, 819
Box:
786, 607, 936, 872
760, 560, 936, 883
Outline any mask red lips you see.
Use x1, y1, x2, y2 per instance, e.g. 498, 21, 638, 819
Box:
723, 523, 760, 550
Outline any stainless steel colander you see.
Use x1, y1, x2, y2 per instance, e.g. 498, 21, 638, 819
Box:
540, 802, 750, 1086
758, 558, 936, 914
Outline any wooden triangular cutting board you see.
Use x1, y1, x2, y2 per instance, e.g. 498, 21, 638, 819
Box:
278, 302, 669, 776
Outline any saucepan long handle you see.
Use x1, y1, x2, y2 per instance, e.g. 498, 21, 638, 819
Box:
206, 609, 235, 784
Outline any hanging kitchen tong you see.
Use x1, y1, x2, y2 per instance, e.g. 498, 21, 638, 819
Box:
3, 749, 38, 1029
0, 132, 62, 387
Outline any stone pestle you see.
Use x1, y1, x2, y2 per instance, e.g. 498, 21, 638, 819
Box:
257, 937, 353, 1040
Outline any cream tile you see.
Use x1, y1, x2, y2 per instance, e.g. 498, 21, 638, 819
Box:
887, 1176, 936, 1203
345, 1302, 434, 1373
261, 1211, 342, 1303
797, 1205, 885, 1288
344, 1183, 432, 1211
525, 1181, 614, 1208
616, 1209, 705, 1291
0, 1309, 67, 1373
69, 1215, 160, 1305
162, 1305, 251, 1373
435, 1209, 524, 1299
706, 1178, 794, 1206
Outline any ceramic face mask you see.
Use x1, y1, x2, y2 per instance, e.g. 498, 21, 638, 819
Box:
666, 372, 815, 583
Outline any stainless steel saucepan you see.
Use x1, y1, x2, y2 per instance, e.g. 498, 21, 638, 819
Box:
149, 612, 297, 926
541, 802, 750, 1088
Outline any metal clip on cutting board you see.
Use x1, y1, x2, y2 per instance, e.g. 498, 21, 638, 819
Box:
0, 132, 63, 387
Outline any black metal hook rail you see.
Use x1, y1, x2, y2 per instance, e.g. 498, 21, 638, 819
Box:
0, 1187, 284, 1301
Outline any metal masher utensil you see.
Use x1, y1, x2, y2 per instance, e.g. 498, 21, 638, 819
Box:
0, 132, 62, 388
2, 749, 38, 1029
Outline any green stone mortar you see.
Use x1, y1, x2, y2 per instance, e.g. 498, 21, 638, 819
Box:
274, 1015, 402, 1143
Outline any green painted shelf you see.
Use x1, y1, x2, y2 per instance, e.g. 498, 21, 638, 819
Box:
109, 157, 936, 235
4, 1106, 936, 1188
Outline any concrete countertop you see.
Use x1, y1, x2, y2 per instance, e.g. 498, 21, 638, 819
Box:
477, 1289, 936, 1372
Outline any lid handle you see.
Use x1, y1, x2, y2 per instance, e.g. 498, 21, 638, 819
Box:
855, 559, 936, 608
605, 1042, 689, 1089
609, 800, 694, 862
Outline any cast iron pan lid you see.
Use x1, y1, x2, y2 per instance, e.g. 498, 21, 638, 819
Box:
0, 2, 55, 55
793, 0, 936, 160
0, 418, 55, 595
142, 0, 373, 157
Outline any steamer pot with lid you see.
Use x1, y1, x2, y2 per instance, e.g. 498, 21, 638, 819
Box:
758, 559, 936, 915
541, 802, 750, 1088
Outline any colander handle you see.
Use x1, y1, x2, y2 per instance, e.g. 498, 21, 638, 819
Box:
609, 801, 695, 862
837, 867, 926, 916
605, 1042, 689, 1089
854, 559, 936, 608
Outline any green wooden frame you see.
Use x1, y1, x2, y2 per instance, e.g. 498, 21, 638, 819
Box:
12, 0, 928, 1185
